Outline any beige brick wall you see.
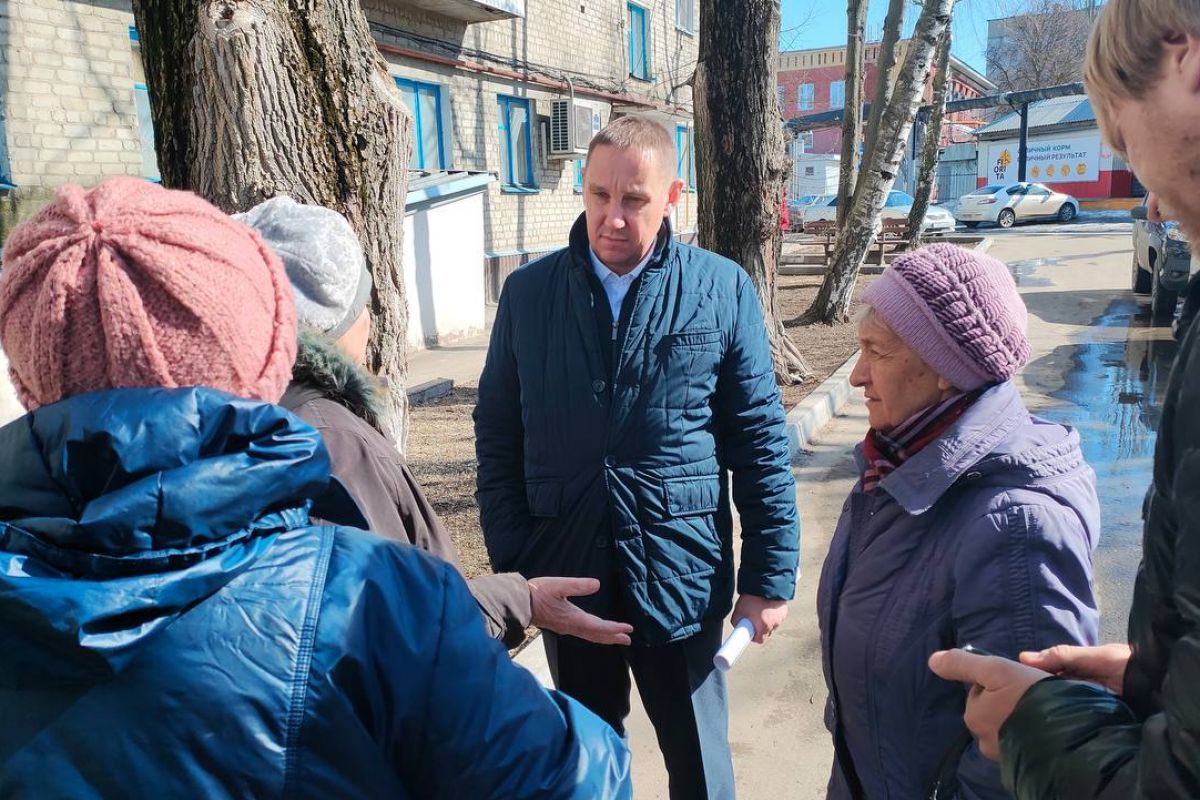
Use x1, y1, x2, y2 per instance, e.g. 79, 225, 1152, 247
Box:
0, 0, 699, 255
366, 0, 701, 256
2, 0, 145, 187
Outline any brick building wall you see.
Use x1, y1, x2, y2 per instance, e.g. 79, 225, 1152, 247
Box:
366, 0, 700, 261
779, 42, 991, 156
0, 0, 699, 267
1, 0, 145, 188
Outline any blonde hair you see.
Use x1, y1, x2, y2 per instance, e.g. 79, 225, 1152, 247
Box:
1085, 0, 1200, 141
586, 115, 677, 170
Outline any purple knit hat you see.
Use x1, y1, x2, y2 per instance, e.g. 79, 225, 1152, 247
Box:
860, 243, 1031, 390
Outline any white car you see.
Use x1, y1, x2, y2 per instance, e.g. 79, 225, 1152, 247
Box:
954, 182, 1079, 229
802, 190, 956, 233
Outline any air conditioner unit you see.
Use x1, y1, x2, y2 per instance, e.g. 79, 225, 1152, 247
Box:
549, 99, 601, 158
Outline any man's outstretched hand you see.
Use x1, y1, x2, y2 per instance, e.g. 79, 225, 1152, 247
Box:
1019, 643, 1131, 695
528, 577, 634, 646
928, 648, 1051, 761
732, 594, 789, 644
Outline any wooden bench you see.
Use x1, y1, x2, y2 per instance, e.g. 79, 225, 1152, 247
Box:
874, 218, 911, 264
803, 220, 838, 260
804, 217, 912, 264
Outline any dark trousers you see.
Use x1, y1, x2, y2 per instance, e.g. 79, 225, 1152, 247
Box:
543, 624, 734, 800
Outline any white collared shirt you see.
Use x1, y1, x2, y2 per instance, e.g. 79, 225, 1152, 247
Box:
589, 247, 653, 330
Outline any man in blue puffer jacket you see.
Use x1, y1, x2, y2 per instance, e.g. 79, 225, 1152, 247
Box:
0, 177, 630, 799
475, 116, 800, 798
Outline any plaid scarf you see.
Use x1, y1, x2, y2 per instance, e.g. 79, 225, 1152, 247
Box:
861, 388, 985, 494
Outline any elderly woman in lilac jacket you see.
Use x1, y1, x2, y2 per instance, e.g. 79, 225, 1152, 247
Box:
817, 244, 1100, 799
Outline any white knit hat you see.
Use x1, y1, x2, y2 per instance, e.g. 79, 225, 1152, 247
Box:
236, 196, 372, 339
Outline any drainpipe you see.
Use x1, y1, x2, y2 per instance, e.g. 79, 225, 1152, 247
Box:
1017, 102, 1029, 182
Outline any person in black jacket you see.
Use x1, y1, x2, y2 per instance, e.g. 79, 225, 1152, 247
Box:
929, 2, 1200, 796
475, 115, 800, 799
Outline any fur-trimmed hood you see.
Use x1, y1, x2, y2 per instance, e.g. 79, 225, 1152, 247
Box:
287, 328, 384, 434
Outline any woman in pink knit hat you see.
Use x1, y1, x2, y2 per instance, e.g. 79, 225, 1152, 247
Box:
816, 243, 1100, 799
0, 177, 630, 799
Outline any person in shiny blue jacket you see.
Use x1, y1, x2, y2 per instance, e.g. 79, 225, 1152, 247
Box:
0, 177, 631, 799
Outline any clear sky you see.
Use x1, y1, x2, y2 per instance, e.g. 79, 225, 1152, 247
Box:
780, 0, 998, 75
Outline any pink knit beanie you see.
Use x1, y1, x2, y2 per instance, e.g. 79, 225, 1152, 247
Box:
0, 177, 297, 409
861, 243, 1031, 391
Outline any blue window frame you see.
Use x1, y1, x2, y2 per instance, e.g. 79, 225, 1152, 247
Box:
133, 83, 161, 182
799, 83, 814, 111
395, 78, 446, 171
676, 124, 696, 192
573, 159, 584, 193
628, 4, 651, 81
830, 80, 846, 109
498, 95, 537, 190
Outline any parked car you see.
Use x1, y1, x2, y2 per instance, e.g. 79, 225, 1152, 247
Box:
1131, 195, 1192, 322
801, 191, 956, 233
787, 194, 829, 230
954, 182, 1079, 229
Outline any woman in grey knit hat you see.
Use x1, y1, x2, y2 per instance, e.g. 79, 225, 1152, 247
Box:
239, 196, 633, 648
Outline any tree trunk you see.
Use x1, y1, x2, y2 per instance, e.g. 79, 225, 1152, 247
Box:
861, 0, 906, 166
808, 0, 956, 324
696, 0, 811, 384
131, 0, 413, 448
906, 28, 952, 249
836, 0, 868, 229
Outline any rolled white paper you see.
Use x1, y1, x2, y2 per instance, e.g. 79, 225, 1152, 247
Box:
713, 618, 756, 672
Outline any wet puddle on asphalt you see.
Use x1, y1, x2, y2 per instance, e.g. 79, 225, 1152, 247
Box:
1006, 257, 1063, 287
1026, 297, 1176, 544
1022, 295, 1177, 638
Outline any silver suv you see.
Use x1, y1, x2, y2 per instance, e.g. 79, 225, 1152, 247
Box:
1131, 196, 1191, 322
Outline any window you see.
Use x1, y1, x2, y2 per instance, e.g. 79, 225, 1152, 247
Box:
804, 166, 815, 176
129, 27, 160, 181
132, 84, 160, 182
498, 95, 536, 190
830, 80, 846, 109
798, 83, 814, 111
675, 0, 695, 34
1006, 185, 1028, 196
777, 86, 785, 111
676, 124, 696, 191
628, 4, 651, 80
394, 78, 446, 171
573, 159, 584, 194
800, 130, 814, 151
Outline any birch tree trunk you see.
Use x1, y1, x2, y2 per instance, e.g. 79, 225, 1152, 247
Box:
131, 0, 413, 448
696, 0, 811, 384
861, 0, 906, 165
836, 0, 868, 229
907, 29, 953, 248
808, 0, 956, 323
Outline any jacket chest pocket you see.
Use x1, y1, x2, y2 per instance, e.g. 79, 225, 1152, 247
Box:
661, 330, 724, 411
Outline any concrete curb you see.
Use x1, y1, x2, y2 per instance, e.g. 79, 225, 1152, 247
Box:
407, 377, 454, 405
785, 350, 860, 460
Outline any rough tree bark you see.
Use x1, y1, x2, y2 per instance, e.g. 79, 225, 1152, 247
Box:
835, 0, 868, 229
131, 0, 413, 448
861, 0, 906, 165
808, 0, 957, 323
906, 28, 953, 248
696, 0, 811, 384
